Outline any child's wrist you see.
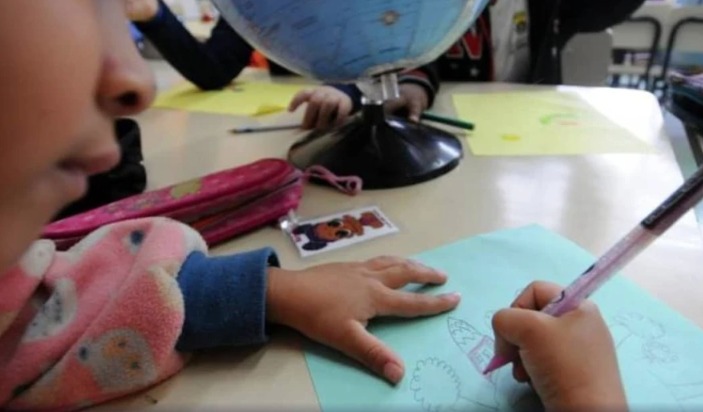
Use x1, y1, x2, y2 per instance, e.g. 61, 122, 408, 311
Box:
265, 267, 284, 324
265, 267, 298, 327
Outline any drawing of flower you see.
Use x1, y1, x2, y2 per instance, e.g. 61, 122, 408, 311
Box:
410, 357, 462, 411
410, 357, 497, 412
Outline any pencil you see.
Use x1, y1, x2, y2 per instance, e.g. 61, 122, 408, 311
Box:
483, 164, 703, 375
420, 112, 475, 131
230, 124, 300, 134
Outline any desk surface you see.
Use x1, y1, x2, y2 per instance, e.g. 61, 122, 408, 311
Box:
102, 63, 703, 410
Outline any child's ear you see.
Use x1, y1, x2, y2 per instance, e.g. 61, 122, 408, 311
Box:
303, 241, 327, 251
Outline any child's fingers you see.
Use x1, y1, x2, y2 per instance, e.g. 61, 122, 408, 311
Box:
383, 99, 402, 114
365, 255, 435, 272
406, 99, 424, 123
334, 322, 405, 384
301, 107, 318, 129
512, 359, 530, 383
316, 99, 338, 130
374, 261, 446, 289
301, 94, 325, 129
491, 307, 551, 363
511, 281, 563, 310
334, 99, 353, 128
288, 89, 313, 112
376, 290, 460, 318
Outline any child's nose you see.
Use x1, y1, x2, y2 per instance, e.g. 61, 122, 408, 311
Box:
97, 53, 155, 118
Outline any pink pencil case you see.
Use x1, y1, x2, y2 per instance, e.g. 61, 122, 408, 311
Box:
43, 158, 305, 250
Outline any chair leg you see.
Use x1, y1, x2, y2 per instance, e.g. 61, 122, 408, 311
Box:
659, 17, 703, 96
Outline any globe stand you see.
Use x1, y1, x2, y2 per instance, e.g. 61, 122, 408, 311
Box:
287, 73, 463, 189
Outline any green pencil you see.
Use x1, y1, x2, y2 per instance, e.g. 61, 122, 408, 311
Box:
421, 112, 475, 131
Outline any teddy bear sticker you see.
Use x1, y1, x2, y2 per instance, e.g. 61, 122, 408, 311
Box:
290, 206, 398, 257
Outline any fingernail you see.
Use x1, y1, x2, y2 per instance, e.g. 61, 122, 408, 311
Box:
441, 292, 462, 302
383, 362, 404, 384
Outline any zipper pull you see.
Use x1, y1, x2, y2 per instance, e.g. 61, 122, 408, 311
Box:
303, 165, 363, 196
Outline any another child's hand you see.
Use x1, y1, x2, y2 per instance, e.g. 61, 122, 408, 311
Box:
384, 83, 430, 122
266, 256, 460, 384
288, 86, 354, 130
491, 281, 626, 411
125, 0, 160, 22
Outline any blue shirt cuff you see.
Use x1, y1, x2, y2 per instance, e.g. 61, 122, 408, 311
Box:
175, 248, 279, 351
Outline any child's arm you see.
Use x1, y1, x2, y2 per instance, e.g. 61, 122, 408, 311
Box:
491, 281, 627, 412
0, 218, 458, 410
0, 218, 208, 410
129, 0, 253, 90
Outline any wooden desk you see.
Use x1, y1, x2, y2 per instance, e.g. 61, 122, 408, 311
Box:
103, 65, 703, 410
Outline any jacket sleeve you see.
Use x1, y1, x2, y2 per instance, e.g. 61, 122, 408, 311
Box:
398, 63, 441, 109
135, 0, 253, 90
0, 218, 277, 411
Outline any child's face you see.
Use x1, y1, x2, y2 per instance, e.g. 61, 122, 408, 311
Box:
0, 1, 154, 270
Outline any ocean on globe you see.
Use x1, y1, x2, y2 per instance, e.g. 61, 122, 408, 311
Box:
212, 0, 490, 83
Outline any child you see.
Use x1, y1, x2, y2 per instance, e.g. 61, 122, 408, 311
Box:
126, 0, 293, 90
292, 0, 645, 130
0, 1, 624, 410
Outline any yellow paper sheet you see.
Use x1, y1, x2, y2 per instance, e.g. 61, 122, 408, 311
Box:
153, 81, 309, 116
453, 90, 652, 156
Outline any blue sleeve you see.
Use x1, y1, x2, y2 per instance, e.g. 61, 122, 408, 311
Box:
134, 0, 253, 90
175, 248, 279, 351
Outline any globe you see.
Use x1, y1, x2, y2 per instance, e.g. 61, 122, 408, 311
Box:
212, 0, 490, 83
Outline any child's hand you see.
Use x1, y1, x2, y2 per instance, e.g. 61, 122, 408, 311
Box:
266, 256, 460, 384
384, 83, 430, 122
288, 86, 354, 130
491, 281, 626, 411
125, 0, 160, 22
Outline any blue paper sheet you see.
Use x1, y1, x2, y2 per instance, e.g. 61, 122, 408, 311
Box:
304, 225, 703, 411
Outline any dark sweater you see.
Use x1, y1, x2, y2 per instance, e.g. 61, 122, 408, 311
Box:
134, 0, 290, 91
429, 0, 645, 86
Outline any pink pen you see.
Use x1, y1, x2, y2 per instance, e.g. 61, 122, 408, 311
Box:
484, 164, 703, 375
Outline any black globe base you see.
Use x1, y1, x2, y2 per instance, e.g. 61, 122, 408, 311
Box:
287, 103, 463, 189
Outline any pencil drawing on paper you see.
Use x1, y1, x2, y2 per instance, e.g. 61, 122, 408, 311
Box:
408, 316, 539, 411
609, 311, 703, 407
610, 312, 666, 350
410, 357, 497, 412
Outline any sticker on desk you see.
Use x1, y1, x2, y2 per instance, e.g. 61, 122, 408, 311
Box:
289, 207, 398, 257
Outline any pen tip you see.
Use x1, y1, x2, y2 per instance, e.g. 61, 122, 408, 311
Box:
482, 356, 507, 375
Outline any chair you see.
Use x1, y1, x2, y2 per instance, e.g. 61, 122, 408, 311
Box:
658, 6, 703, 93
610, 1, 674, 90
562, 31, 613, 86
